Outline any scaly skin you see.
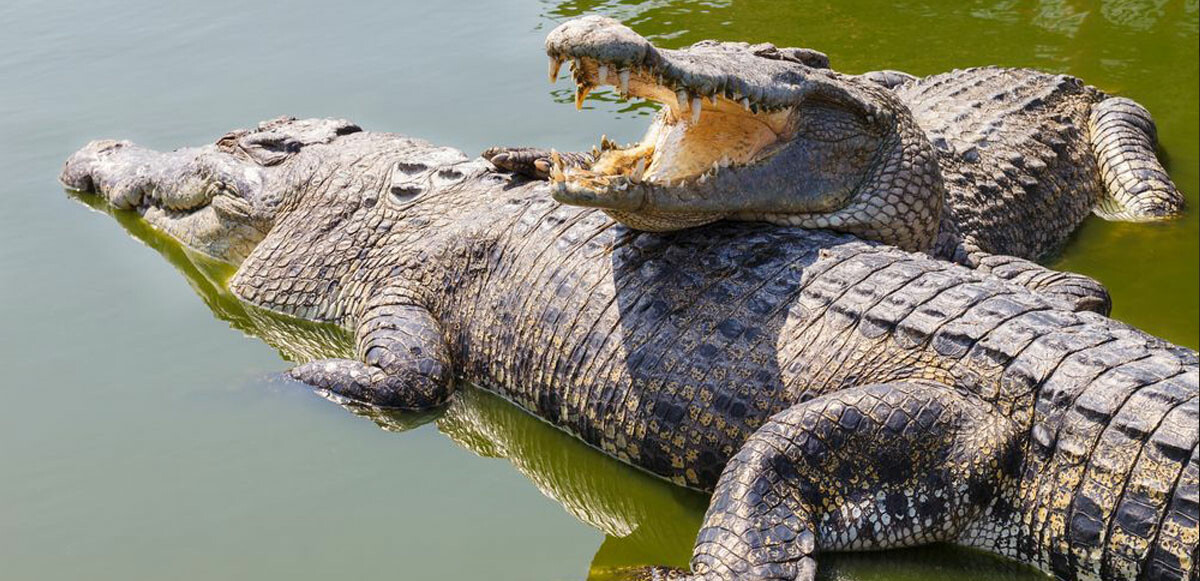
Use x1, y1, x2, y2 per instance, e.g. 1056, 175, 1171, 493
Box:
488, 17, 1183, 312
62, 120, 1198, 580
892, 67, 1183, 261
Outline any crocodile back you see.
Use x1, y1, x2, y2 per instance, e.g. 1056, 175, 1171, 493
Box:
1011, 322, 1197, 580
897, 67, 1107, 261
427, 187, 1195, 580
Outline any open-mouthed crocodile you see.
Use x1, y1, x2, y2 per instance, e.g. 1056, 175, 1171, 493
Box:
485, 16, 1184, 304
62, 118, 1197, 581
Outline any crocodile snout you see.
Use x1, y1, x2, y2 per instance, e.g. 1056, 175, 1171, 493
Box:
60, 139, 129, 193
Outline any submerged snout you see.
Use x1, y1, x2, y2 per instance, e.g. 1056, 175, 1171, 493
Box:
60, 139, 123, 193
61, 137, 274, 263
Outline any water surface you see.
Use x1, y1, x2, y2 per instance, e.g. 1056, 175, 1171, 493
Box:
1, 1, 1196, 579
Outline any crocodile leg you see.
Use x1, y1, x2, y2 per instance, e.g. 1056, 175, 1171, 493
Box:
681, 381, 1020, 580
482, 146, 594, 180
1088, 97, 1185, 221
290, 290, 454, 409
965, 251, 1112, 315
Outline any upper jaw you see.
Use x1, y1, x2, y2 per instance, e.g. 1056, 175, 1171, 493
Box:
60, 139, 274, 263
61, 140, 268, 221
545, 15, 856, 117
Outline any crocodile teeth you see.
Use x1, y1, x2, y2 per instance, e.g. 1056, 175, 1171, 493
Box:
741, 97, 751, 110
600, 135, 618, 151
618, 69, 630, 96
676, 89, 690, 111
549, 57, 563, 83
575, 83, 592, 110
632, 158, 647, 182
597, 64, 608, 83
550, 149, 565, 182
691, 96, 702, 124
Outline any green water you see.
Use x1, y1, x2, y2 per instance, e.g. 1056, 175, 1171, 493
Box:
0, 1, 1195, 579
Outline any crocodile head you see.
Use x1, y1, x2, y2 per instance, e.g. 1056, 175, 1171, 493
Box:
543, 16, 941, 249
60, 117, 363, 263
61, 117, 493, 323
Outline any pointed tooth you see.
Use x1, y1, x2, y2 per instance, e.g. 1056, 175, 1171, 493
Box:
708, 93, 717, 105
601, 135, 618, 151
572, 58, 583, 73
618, 69, 630, 96
676, 89, 690, 110
549, 57, 563, 83
691, 96, 702, 124
591, 145, 600, 158
632, 158, 647, 181
741, 97, 751, 110
597, 64, 608, 83
575, 83, 592, 110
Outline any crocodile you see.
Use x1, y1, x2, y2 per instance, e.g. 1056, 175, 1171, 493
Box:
485, 16, 1184, 272
65, 194, 1051, 581
67, 196, 1035, 580
61, 118, 1198, 581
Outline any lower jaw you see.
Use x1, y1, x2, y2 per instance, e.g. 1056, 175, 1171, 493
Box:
143, 205, 260, 264
564, 112, 779, 198
602, 207, 727, 232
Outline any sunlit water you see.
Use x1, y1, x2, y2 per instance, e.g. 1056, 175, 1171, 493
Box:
1, 1, 1195, 579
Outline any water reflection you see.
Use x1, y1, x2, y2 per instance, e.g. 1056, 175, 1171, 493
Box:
539, 0, 1199, 78
71, 190, 1045, 580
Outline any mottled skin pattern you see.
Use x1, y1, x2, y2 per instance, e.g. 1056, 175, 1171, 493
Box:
62, 121, 1198, 581
488, 17, 1184, 314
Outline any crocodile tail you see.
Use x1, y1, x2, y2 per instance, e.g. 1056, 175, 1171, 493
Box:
1089, 97, 1185, 221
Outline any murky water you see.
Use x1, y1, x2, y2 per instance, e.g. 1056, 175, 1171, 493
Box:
1, 1, 1195, 579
